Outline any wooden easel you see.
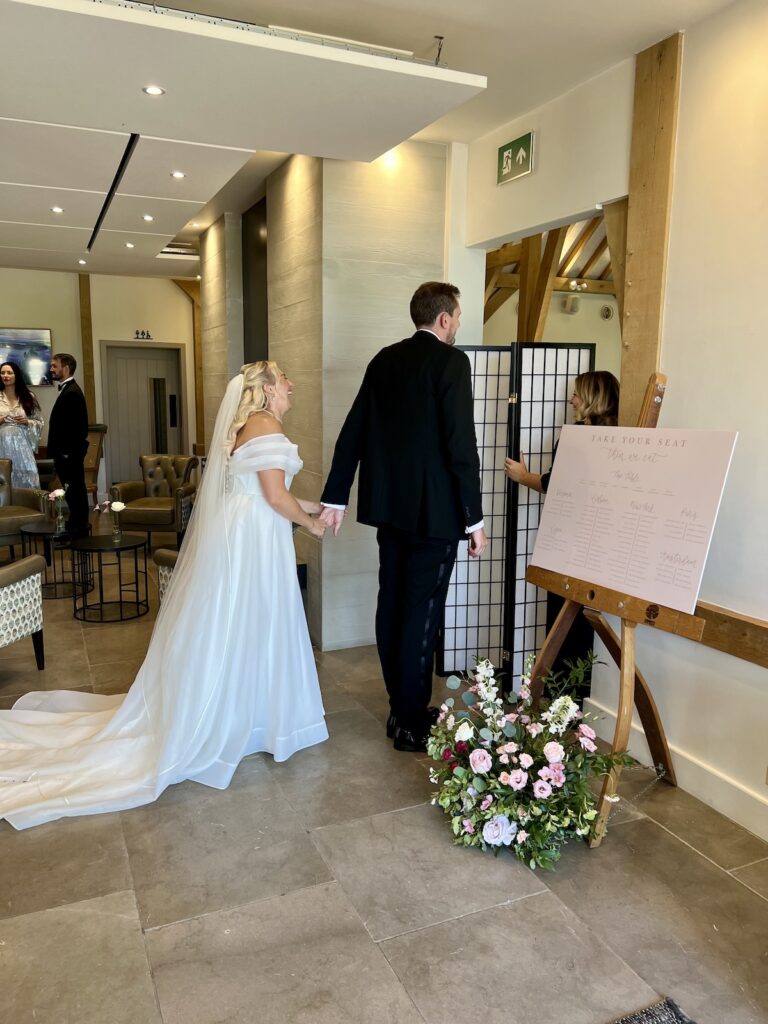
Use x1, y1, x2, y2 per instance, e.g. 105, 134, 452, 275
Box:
525, 373, 706, 847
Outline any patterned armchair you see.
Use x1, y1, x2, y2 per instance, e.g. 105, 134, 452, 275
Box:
153, 547, 179, 603
0, 458, 47, 556
0, 553, 46, 669
110, 455, 198, 549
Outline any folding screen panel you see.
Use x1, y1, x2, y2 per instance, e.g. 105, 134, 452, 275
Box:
439, 343, 594, 680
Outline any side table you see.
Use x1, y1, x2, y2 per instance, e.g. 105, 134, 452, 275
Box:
70, 533, 149, 622
20, 522, 93, 600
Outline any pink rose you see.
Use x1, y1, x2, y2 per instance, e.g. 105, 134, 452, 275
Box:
579, 737, 598, 752
499, 771, 512, 785
507, 769, 528, 791
550, 766, 566, 788
504, 713, 518, 724
462, 819, 475, 834
533, 779, 552, 799
516, 830, 529, 845
578, 724, 596, 740
480, 795, 493, 811
520, 715, 531, 725
543, 741, 565, 763
499, 754, 510, 765
469, 748, 493, 774
527, 723, 544, 737
519, 753, 533, 769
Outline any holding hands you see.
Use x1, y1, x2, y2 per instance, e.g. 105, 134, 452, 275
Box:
318, 506, 347, 537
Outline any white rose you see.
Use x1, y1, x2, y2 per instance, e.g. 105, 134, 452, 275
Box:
50, 488, 65, 499
454, 720, 474, 743
110, 501, 126, 513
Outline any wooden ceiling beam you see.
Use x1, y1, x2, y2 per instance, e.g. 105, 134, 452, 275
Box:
558, 216, 601, 276
486, 241, 523, 270
580, 237, 609, 279
496, 273, 615, 295
517, 233, 541, 342
603, 197, 628, 323
483, 285, 517, 323
529, 226, 567, 341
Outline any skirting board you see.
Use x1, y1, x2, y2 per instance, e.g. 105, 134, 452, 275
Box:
584, 697, 768, 844
320, 635, 377, 652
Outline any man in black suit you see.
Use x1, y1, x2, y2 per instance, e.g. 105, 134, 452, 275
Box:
49, 353, 89, 533
320, 282, 486, 752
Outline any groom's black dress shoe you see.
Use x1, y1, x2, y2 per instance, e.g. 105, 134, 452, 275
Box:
393, 725, 428, 753
386, 706, 440, 740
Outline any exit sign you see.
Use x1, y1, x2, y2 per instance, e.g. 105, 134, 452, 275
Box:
497, 131, 534, 185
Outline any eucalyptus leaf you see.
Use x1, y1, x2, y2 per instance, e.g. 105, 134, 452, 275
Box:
457, 710, 470, 720
502, 721, 516, 737
461, 691, 477, 707
479, 728, 493, 742
444, 697, 455, 708
446, 675, 461, 690
472, 776, 487, 793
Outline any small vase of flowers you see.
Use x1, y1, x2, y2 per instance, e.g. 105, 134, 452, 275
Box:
48, 487, 67, 532
427, 658, 632, 870
93, 499, 126, 541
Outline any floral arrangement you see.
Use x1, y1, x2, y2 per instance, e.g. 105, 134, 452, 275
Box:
427, 658, 632, 870
48, 486, 68, 530
94, 498, 126, 537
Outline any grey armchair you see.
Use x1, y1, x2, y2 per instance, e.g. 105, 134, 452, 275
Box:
110, 455, 198, 549
0, 553, 46, 669
0, 458, 47, 557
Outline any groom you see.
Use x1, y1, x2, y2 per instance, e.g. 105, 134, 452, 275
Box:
320, 282, 486, 752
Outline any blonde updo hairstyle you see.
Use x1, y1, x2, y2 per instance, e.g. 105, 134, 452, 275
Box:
226, 360, 283, 452
573, 370, 620, 427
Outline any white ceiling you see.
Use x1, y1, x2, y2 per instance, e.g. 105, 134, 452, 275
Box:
0, 0, 484, 278
0, 0, 735, 280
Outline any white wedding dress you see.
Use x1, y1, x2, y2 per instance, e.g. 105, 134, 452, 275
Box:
0, 374, 328, 830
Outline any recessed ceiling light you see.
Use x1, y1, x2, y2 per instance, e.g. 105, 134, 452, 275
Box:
171, 170, 186, 179
143, 85, 165, 96
50, 206, 64, 214
143, 214, 154, 222
125, 242, 135, 249
78, 259, 87, 265
191, 222, 200, 228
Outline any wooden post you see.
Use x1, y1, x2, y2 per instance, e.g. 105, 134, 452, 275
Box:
517, 234, 541, 342
77, 273, 96, 420
620, 33, 683, 425
603, 198, 628, 326
589, 619, 636, 848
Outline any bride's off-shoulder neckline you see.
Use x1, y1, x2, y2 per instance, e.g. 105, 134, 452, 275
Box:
231, 433, 296, 455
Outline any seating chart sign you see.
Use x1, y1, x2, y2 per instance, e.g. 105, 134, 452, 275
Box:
530, 426, 737, 614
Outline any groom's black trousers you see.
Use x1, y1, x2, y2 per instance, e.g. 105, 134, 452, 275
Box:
375, 526, 458, 733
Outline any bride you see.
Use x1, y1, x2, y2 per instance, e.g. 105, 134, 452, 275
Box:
0, 361, 328, 829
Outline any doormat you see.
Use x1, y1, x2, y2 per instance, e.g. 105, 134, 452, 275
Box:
611, 1000, 696, 1024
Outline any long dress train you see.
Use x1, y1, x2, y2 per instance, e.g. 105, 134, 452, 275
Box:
0, 376, 327, 830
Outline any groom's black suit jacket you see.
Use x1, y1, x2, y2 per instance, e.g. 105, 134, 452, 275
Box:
321, 331, 483, 541
47, 380, 89, 460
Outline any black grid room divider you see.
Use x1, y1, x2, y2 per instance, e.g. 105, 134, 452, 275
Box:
438, 342, 595, 682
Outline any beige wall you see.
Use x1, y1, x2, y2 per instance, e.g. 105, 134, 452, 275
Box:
321, 141, 446, 649
589, 0, 768, 840
200, 213, 244, 445
483, 291, 622, 379
0, 267, 81, 436
266, 155, 324, 642
0, 268, 194, 455
467, 60, 634, 249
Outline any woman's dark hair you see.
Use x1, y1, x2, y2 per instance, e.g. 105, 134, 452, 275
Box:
0, 361, 36, 415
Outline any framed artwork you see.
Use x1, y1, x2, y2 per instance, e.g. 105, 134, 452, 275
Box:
0, 328, 53, 385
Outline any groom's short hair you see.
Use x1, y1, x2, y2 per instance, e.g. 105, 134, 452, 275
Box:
53, 352, 77, 374
410, 282, 460, 329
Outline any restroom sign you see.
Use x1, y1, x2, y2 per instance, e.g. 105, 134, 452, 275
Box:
497, 131, 534, 184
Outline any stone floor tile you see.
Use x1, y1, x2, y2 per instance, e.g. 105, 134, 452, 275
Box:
0, 890, 161, 1024
0, 684, 92, 710
617, 766, 768, 870
381, 890, 657, 1024
0, 812, 131, 920
731, 857, 768, 901
121, 756, 332, 928
316, 644, 382, 686
545, 817, 768, 1024
0, 653, 90, 700
268, 708, 432, 829
317, 675, 365, 714
312, 802, 546, 940
89, 658, 143, 695
82, 618, 156, 665
146, 881, 423, 1024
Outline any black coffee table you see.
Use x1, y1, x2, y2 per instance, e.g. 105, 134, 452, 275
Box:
70, 533, 149, 622
21, 521, 94, 600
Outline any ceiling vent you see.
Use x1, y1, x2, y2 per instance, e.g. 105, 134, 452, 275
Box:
156, 244, 199, 261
